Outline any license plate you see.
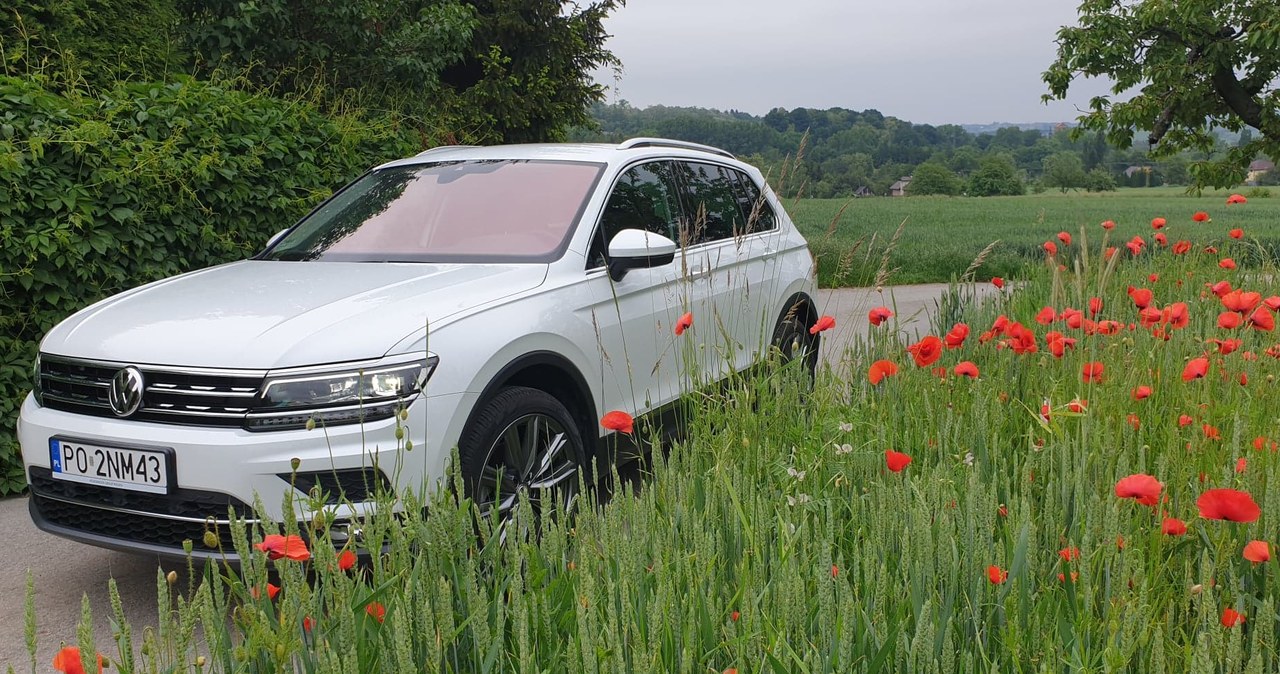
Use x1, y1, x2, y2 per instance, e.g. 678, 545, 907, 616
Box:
49, 438, 170, 494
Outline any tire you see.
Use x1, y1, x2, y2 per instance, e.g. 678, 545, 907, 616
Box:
458, 386, 588, 526
770, 315, 819, 380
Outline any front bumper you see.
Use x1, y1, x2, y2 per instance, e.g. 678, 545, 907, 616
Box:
18, 391, 464, 559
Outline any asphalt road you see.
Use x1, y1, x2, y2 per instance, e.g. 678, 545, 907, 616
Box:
0, 282, 996, 671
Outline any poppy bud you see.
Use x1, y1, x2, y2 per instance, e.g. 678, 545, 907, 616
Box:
305, 417, 316, 431
290, 457, 301, 471
167, 570, 178, 585
197, 656, 207, 667
203, 530, 219, 549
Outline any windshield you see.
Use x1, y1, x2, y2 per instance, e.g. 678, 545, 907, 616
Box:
262, 159, 605, 262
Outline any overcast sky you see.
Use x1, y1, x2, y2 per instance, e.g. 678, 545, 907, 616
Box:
592, 0, 1118, 126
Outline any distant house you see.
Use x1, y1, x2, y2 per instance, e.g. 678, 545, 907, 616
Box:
1247, 159, 1274, 184
853, 185, 873, 197
890, 177, 912, 197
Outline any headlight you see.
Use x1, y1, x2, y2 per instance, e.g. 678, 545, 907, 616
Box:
32, 353, 42, 406
245, 354, 437, 431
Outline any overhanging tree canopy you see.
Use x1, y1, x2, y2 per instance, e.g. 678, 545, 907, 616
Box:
1043, 0, 1280, 187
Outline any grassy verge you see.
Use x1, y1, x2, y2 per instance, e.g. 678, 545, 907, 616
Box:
791, 187, 1280, 286
21, 211, 1280, 673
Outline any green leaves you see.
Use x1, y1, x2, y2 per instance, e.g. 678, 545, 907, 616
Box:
1045, 0, 1280, 188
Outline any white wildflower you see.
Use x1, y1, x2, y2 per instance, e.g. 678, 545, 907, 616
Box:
787, 467, 806, 481
838, 422, 854, 432
835, 443, 853, 455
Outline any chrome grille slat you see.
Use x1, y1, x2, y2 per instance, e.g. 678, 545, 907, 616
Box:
40, 357, 267, 426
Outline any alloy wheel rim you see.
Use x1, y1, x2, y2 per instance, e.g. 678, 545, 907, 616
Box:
476, 413, 579, 523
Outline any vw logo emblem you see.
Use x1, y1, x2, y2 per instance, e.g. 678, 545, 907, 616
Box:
109, 366, 144, 417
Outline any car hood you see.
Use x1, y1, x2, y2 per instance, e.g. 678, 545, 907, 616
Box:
42, 261, 547, 369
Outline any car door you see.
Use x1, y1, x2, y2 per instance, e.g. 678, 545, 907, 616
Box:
584, 161, 715, 418
670, 161, 781, 380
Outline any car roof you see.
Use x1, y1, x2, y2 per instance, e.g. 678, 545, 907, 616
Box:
374, 137, 740, 172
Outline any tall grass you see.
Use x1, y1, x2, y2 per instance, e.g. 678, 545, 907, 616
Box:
20, 212, 1280, 673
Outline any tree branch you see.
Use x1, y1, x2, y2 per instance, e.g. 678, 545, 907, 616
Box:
1210, 65, 1266, 129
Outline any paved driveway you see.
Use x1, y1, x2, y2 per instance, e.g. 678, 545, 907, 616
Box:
0, 282, 996, 670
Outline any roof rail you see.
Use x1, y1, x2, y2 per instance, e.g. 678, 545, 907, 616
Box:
415, 145, 478, 157
617, 137, 736, 159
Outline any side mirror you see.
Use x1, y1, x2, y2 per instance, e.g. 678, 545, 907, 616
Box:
263, 228, 290, 252
606, 229, 678, 281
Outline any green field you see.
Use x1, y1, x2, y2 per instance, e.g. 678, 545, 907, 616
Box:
790, 187, 1280, 286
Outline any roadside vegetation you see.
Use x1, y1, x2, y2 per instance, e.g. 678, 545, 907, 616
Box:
20, 196, 1280, 672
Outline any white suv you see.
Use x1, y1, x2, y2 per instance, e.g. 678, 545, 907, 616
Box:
19, 138, 818, 558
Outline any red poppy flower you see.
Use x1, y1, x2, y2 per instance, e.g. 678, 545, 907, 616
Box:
674, 312, 693, 336
1249, 307, 1275, 331
943, 323, 969, 348
1087, 297, 1102, 316
809, 315, 836, 335
1061, 307, 1083, 329
986, 565, 1008, 584
1057, 571, 1079, 583
1227, 193, 1248, 204
1197, 488, 1261, 522
1131, 385, 1152, 401
1082, 362, 1104, 383
868, 359, 899, 385
303, 616, 315, 632
1205, 245, 1219, 254
1126, 413, 1140, 429
1055, 231, 1071, 246
1030, 306, 1054, 326
868, 306, 893, 326
1178, 414, 1194, 427
1172, 240, 1192, 255
251, 583, 281, 601
1210, 280, 1233, 297
1161, 517, 1187, 536
1125, 241, 1142, 256
1229, 228, 1243, 239
1043, 241, 1058, 256
601, 410, 634, 435
1192, 211, 1210, 222
1058, 546, 1081, 562
338, 549, 357, 572
1129, 288, 1153, 309
731, 610, 740, 622
1265, 296, 1280, 311
1151, 217, 1166, 229
991, 277, 1005, 289
1162, 302, 1190, 329
1182, 357, 1209, 381
1222, 608, 1246, 627
1067, 398, 1088, 413
1236, 457, 1247, 473
1154, 232, 1168, 246
885, 449, 912, 473
256, 534, 311, 562
1222, 290, 1260, 313
1218, 311, 1243, 329
953, 361, 979, 379
831, 564, 839, 578
1101, 219, 1115, 230
1097, 320, 1122, 334
1244, 540, 1270, 563
906, 335, 943, 367
53, 646, 103, 674
1148, 273, 1160, 282
1219, 258, 1237, 270
1209, 338, 1240, 358
366, 601, 386, 623
1203, 423, 1222, 440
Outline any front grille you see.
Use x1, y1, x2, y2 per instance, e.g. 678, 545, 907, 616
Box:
39, 355, 266, 427
29, 466, 258, 550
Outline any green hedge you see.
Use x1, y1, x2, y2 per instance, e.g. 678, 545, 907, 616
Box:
0, 75, 420, 495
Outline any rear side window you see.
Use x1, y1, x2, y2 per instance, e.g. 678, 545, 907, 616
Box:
732, 171, 777, 233
672, 162, 744, 245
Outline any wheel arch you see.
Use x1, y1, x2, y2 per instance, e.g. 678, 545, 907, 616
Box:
463, 350, 600, 459
774, 291, 819, 334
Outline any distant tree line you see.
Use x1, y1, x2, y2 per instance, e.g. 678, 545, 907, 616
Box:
572, 102, 1262, 198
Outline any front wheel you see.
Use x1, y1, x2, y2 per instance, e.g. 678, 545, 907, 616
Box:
458, 386, 587, 529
